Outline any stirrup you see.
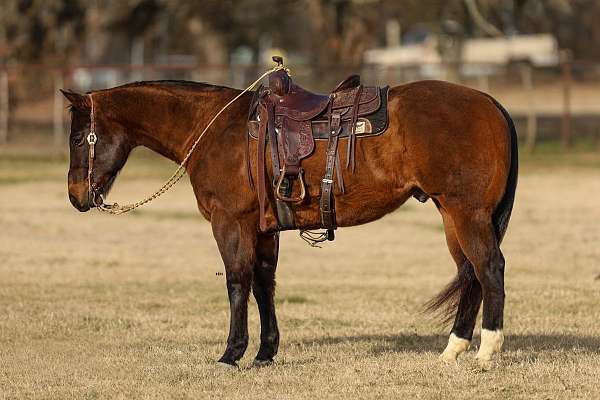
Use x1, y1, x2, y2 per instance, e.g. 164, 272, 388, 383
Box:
275, 165, 306, 203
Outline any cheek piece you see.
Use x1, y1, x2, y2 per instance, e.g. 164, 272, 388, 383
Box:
86, 94, 102, 207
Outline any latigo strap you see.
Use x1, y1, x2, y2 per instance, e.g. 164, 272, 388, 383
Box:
319, 105, 342, 240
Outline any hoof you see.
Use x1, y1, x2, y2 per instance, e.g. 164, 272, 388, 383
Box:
216, 361, 239, 370
252, 358, 274, 368
475, 355, 495, 371
475, 354, 497, 371
439, 351, 458, 364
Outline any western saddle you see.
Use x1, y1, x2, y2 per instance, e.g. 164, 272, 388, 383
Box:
248, 56, 389, 243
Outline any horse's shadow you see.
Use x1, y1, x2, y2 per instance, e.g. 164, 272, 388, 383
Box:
299, 333, 600, 355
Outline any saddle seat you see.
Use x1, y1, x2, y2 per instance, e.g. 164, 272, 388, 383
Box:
272, 81, 331, 121
268, 69, 363, 121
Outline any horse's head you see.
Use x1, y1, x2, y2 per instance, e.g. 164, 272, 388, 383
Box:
61, 90, 133, 212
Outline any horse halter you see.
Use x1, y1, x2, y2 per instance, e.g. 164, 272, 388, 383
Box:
86, 94, 102, 207
78, 64, 286, 215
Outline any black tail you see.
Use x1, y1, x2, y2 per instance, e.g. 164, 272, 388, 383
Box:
424, 260, 479, 324
488, 96, 519, 243
425, 95, 518, 322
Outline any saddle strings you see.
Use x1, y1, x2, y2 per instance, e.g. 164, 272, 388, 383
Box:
93, 64, 287, 215
299, 230, 331, 248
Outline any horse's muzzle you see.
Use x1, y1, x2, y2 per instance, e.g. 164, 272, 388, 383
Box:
68, 183, 91, 212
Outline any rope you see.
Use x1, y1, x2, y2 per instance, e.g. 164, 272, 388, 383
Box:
299, 230, 331, 248
96, 65, 286, 215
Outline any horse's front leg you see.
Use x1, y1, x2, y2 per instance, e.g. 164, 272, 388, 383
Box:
252, 232, 280, 366
211, 210, 257, 367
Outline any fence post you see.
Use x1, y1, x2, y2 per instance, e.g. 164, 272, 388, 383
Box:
0, 69, 8, 145
560, 50, 572, 149
520, 63, 537, 153
53, 72, 64, 147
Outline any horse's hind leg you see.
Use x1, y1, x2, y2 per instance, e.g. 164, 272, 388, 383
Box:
452, 210, 505, 369
436, 208, 483, 363
252, 232, 280, 366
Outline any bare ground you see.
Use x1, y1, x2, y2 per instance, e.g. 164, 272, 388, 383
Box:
1, 148, 600, 399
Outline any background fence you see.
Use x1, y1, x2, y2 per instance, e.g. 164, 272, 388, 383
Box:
1, 60, 599, 153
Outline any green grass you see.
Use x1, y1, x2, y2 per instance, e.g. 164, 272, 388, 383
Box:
519, 139, 600, 169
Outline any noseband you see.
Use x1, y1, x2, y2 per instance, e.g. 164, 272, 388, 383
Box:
86, 94, 102, 207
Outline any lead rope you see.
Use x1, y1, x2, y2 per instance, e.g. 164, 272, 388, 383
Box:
299, 230, 331, 248
91, 65, 287, 215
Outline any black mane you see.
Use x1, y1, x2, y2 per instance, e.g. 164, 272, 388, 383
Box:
88, 80, 237, 94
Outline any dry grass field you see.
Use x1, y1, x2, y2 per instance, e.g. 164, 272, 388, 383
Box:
1, 144, 600, 399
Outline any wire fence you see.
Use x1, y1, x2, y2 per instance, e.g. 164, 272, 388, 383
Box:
1, 60, 600, 152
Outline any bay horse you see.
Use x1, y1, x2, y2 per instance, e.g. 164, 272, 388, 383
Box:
61, 76, 517, 370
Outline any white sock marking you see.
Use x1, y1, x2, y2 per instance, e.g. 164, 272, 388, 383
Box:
440, 333, 470, 362
476, 329, 504, 361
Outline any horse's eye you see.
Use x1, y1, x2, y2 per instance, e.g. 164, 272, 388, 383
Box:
71, 133, 85, 146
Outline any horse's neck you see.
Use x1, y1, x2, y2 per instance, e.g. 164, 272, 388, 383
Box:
106, 85, 242, 164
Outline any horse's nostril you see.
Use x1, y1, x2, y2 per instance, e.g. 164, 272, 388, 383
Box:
69, 193, 90, 212
69, 193, 79, 207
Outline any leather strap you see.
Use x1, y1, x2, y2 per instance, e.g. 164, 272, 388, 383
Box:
257, 103, 268, 231
267, 100, 296, 230
319, 101, 341, 235
346, 85, 363, 172
245, 88, 262, 190
266, 100, 280, 181
86, 95, 99, 205
335, 152, 344, 193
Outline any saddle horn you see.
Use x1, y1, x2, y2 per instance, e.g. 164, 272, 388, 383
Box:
272, 56, 284, 67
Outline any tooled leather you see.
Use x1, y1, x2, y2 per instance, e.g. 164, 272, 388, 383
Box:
280, 117, 314, 165
332, 87, 380, 111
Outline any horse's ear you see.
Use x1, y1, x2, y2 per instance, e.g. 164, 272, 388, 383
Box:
60, 89, 91, 112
